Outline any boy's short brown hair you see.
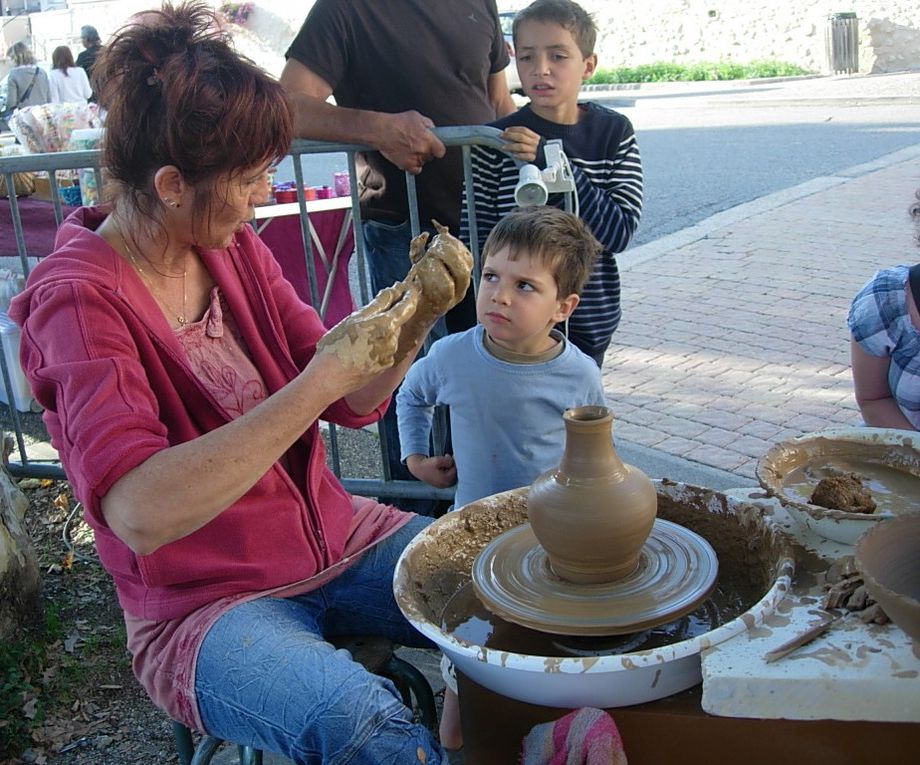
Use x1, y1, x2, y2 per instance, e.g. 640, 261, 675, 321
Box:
482, 207, 601, 298
513, 0, 597, 58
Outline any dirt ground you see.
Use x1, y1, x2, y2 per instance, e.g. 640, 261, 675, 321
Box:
3, 423, 450, 765
6, 479, 178, 765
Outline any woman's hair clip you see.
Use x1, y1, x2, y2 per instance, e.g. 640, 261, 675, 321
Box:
146, 68, 160, 86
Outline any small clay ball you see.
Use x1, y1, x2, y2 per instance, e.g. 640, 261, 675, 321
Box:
810, 473, 877, 514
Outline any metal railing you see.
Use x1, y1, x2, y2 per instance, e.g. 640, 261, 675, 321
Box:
0, 126, 509, 499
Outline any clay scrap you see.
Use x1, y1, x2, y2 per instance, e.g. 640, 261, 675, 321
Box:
822, 555, 890, 625
810, 473, 876, 514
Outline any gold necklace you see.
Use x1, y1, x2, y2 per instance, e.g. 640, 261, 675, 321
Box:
124, 243, 189, 326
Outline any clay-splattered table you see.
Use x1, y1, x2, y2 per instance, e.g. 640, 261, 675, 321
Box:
456, 488, 920, 764
702, 490, 918, 722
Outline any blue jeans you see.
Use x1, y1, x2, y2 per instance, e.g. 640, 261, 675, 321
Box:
363, 219, 473, 516
195, 516, 445, 765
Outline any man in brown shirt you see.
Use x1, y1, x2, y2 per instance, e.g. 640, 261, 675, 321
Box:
281, 0, 516, 513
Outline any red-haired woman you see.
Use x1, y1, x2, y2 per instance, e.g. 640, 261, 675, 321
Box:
48, 45, 92, 104
10, 3, 468, 762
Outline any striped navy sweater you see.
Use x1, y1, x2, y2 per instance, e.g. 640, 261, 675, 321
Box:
462, 102, 643, 358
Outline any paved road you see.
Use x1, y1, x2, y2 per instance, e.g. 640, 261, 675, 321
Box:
596, 81, 920, 245
278, 74, 920, 250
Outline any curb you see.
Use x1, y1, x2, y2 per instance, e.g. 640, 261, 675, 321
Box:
615, 437, 749, 490
697, 96, 920, 108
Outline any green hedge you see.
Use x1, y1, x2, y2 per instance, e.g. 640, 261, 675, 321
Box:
588, 60, 811, 84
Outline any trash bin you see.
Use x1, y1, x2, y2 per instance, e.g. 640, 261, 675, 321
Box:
826, 12, 859, 74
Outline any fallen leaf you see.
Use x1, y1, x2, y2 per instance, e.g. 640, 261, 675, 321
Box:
63, 632, 83, 654
22, 697, 39, 720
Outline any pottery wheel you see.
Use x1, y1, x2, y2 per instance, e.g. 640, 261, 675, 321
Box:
472, 519, 718, 636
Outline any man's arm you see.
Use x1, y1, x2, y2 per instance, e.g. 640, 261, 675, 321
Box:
488, 70, 516, 118
279, 58, 446, 175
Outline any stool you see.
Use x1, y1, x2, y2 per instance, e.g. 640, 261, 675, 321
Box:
172, 635, 437, 764
172, 724, 262, 765
331, 635, 438, 732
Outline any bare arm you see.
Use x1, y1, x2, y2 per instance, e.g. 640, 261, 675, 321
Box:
279, 58, 446, 174
101, 228, 473, 555
850, 337, 916, 430
488, 70, 516, 118
343, 336, 423, 415
406, 453, 457, 488
102, 286, 420, 556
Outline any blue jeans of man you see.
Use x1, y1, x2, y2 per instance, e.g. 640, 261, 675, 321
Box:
195, 516, 446, 765
362, 219, 476, 515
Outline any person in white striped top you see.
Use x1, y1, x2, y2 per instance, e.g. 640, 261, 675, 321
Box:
462, 0, 643, 365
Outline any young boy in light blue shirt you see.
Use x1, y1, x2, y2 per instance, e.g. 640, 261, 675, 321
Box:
396, 206, 607, 749
398, 205, 606, 508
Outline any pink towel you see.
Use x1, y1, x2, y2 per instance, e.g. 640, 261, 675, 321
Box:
520, 707, 628, 765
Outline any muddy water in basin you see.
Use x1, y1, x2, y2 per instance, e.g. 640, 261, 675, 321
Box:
412, 484, 783, 646
442, 578, 758, 657
394, 483, 794, 709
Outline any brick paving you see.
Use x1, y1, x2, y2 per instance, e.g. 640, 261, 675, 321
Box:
602, 150, 920, 481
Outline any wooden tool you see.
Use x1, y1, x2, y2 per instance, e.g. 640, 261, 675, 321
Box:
764, 613, 843, 663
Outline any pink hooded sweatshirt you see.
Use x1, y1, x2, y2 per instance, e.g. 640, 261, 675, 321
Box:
10, 207, 394, 622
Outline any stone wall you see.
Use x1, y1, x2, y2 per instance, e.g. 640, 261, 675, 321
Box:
17, 1, 920, 79
247, 0, 920, 76
531, 0, 920, 75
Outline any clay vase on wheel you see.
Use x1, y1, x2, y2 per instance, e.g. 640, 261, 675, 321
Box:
528, 406, 657, 583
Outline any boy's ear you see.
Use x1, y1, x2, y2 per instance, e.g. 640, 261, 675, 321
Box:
581, 53, 598, 82
553, 293, 580, 323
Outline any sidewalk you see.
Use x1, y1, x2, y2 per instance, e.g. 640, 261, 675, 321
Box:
604, 142, 920, 483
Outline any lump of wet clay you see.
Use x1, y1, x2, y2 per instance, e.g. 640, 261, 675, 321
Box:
810, 473, 877, 514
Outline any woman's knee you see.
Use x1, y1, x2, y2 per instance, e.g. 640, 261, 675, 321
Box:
284, 651, 444, 764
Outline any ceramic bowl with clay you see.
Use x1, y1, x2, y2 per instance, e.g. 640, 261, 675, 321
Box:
755, 427, 920, 545
855, 513, 920, 643
394, 482, 794, 709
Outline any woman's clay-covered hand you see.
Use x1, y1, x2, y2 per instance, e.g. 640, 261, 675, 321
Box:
396, 221, 474, 358
316, 283, 419, 381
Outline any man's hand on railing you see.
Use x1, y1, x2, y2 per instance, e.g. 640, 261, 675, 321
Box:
378, 111, 447, 175
394, 221, 474, 360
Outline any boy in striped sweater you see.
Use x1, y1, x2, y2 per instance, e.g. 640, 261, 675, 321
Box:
462, 0, 643, 365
